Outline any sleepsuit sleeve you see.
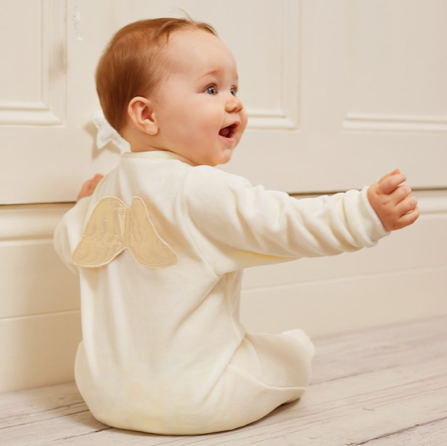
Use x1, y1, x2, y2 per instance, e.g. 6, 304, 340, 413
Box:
181, 165, 391, 276
53, 195, 92, 275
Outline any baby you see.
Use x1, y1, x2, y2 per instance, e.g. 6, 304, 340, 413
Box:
53, 17, 419, 436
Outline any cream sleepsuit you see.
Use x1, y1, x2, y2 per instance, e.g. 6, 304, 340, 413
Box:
53, 150, 390, 435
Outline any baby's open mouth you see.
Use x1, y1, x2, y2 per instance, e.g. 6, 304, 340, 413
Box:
219, 122, 239, 138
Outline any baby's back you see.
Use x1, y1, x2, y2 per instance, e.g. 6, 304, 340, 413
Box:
73, 151, 251, 431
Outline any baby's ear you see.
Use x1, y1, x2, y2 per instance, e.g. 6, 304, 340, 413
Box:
127, 97, 159, 136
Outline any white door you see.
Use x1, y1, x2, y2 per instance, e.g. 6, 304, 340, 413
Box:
1, 0, 446, 204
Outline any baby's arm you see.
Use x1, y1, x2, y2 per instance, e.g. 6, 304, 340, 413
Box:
367, 169, 419, 231
53, 197, 92, 275
53, 174, 103, 273
182, 166, 395, 276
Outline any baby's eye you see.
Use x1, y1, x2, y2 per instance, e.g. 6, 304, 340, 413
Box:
230, 88, 237, 97
206, 85, 217, 95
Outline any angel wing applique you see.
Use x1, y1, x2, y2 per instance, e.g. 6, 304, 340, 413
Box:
71, 196, 178, 268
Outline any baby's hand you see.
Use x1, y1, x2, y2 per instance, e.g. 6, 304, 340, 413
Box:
367, 169, 420, 231
76, 174, 104, 202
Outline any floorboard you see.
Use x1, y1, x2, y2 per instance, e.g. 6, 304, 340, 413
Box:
1, 315, 446, 446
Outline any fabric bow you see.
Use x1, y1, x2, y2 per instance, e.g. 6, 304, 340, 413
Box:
72, 196, 178, 268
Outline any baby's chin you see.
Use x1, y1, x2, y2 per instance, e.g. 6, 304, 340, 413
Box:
216, 149, 236, 166
196, 150, 234, 167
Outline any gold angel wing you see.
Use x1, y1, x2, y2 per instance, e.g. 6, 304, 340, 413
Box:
72, 197, 127, 267
126, 197, 178, 268
72, 196, 178, 269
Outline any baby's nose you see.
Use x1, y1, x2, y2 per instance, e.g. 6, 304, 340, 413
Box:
225, 96, 243, 113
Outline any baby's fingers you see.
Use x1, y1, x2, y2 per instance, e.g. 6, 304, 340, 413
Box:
379, 173, 406, 195
390, 184, 412, 205
91, 173, 104, 183
76, 174, 104, 201
395, 194, 418, 217
393, 205, 420, 230
378, 168, 401, 183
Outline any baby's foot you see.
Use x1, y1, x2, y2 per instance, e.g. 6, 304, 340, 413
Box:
282, 328, 315, 359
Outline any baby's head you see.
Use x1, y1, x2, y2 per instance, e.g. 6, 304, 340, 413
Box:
96, 17, 248, 166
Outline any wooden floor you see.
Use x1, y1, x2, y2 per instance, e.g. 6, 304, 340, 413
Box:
1, 315, 446, 446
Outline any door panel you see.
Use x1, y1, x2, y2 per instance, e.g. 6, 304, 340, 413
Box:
1, 0, 445, 200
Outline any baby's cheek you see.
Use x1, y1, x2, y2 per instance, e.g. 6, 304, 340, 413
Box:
197, 114, 221, 136
240, 108, 249, 128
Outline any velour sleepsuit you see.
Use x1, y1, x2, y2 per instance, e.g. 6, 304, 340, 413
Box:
53, 149, 390, 435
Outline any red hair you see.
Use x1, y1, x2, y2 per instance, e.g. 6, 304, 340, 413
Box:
95, 17, 217, 136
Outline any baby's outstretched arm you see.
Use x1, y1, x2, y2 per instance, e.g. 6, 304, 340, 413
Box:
367, 169, 420, 231
183, 167, 396, 275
